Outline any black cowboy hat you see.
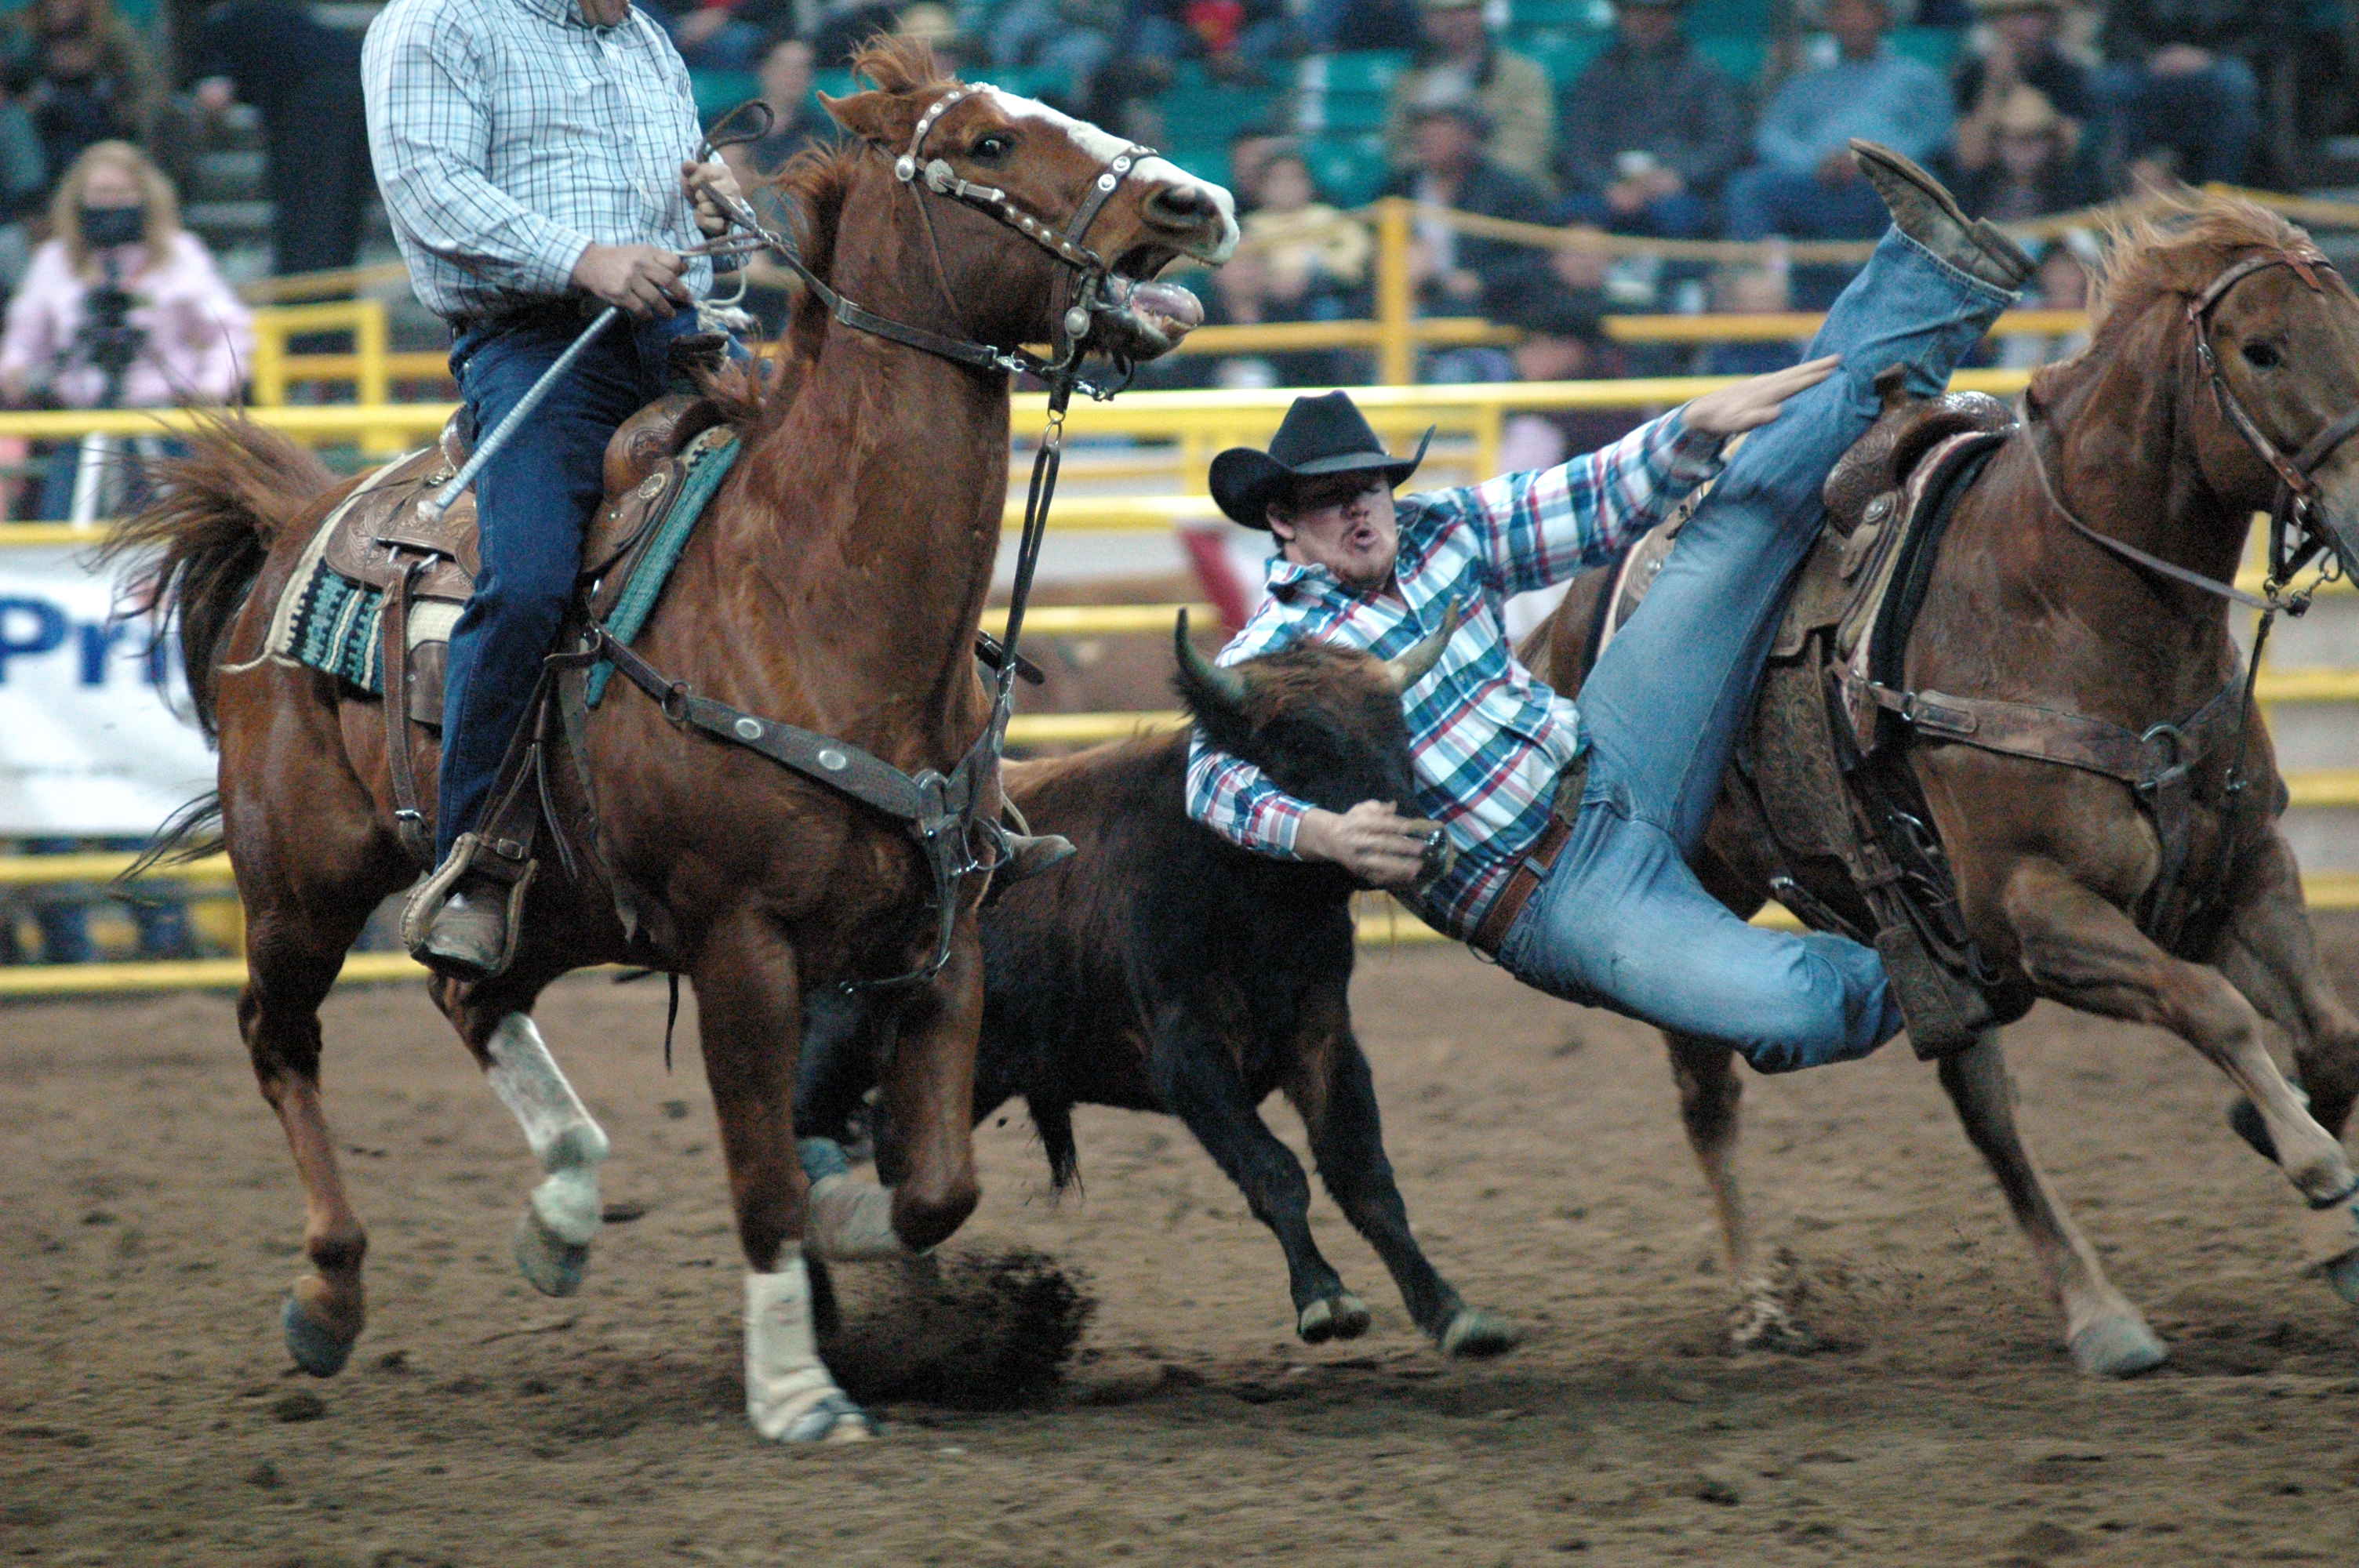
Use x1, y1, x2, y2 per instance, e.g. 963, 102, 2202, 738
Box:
1209, 391, 1434, 529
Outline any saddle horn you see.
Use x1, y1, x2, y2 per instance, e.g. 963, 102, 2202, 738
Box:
1383, 598, 1465, 694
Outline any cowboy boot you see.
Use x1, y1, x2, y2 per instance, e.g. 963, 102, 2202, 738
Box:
1850, 140, 2036, 292
418, 875, 510, 980
998, 830, 1076, 884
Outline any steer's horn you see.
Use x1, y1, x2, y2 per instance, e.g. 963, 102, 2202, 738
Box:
1383, 598, 1464, 694
1175, 608, 1249, 708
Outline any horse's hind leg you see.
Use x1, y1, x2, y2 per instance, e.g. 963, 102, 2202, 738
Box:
1936, 1030, 2166, 1376
1666, 1032, 1810, 1352
242, 898, 382, 1376
692, 908, 871, 1443
439, 967, 611, 1299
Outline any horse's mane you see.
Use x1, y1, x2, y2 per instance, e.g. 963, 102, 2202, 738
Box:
704, 37, 961, 433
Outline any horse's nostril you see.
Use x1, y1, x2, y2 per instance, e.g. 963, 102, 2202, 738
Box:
1144, 185, 1210, 225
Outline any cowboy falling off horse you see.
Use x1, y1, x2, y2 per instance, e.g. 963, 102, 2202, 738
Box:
105, 0, 2359, 1443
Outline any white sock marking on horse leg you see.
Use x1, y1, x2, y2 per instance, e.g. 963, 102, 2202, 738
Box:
484, 1013, 609, 1248
744, 1258, 855, 1440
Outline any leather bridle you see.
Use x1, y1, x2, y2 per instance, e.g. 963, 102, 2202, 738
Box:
888, 82, 1158, 375
2030, 245, 2359, 612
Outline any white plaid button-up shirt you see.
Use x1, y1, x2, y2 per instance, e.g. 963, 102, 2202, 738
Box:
363, 0, 713, 321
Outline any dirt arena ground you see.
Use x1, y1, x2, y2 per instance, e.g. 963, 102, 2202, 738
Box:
5, 922, 2359, 1567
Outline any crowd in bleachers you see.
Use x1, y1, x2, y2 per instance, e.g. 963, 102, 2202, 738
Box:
690, 0, 2359, 385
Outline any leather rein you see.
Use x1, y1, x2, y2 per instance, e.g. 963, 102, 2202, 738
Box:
575, 87, 1157, 989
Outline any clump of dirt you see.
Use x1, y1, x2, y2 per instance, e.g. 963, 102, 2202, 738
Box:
822, 1247, 1096, 1410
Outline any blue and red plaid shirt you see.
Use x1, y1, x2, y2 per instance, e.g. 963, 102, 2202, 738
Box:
1184, 409, 1725, 941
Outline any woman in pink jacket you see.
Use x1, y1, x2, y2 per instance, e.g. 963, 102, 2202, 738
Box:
0, 138, 251, 518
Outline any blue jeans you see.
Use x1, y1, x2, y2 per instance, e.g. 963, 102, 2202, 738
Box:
437, 308, 717, 860
2094, 58, 2259, 186
1497, 228, 2014, 1073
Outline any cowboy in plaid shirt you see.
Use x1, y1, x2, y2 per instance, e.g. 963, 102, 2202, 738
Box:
1188, 143, 2034, 1073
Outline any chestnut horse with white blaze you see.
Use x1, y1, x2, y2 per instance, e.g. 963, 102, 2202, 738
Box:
1532, 201, 2359, 1375
110, 42, 1234, 1441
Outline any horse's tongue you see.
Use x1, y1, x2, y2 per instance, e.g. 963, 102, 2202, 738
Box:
1126, 279, 1204, 332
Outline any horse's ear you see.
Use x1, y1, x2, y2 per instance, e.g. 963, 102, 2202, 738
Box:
822, 89, 922, 150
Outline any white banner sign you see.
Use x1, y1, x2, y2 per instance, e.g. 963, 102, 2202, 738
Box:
0, 546, 216, 837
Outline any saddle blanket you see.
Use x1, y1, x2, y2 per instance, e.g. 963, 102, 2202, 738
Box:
267, 433, 743, 715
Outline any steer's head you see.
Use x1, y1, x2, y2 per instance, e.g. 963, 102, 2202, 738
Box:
1173, 606, 1462, 887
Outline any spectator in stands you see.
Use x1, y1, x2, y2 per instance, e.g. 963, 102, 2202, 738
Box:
735, 35, 835, 176
191, 0, 373, 283
0, 142, 249, 515
2095, 0, 2271, 187
1305, 0, 1422, 53
0, 0, 162, 198
1724, 0, 1949, 305
1949, 0, 2097, 179
1119, 0, 1299, 83
1386, 102, 1554, 328
1994, 229, 2093, 367
1496, 289, 1640, 470
1216, 147, 1370, 382
1225, 123, 1291, 217
1699, 261, 1805, 376
809, 0, 903, 66
968, 0, 1118, 103
645, 0, 791, 71
1555, 0, 1744, 241
1950, 84, 2098, 220
1387, 0, 1554, 191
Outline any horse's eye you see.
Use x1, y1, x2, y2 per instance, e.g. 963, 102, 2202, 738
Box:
971, 133, 1013, 162
2242, 340, 2284, 370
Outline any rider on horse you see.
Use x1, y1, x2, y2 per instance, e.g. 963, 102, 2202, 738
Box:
1188, 143, 2036, 1073
364, 0, 747, 975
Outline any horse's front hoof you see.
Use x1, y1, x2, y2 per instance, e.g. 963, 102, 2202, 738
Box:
1438, 1305, 1520, 1359
1727, 1290, 1816, 1355
513, 1207, 591, 1298
752, 1389, 877, 1445
1297, 1293, 1371, 1345
2067, 1313, 2168, 1377
282, 1294, 356, 1377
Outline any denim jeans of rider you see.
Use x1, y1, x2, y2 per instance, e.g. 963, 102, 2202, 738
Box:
435, 309, 714, 862
1497, 228, 2015, 1073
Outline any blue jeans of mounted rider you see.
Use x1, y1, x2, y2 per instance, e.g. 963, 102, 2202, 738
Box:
436, 307, 725, 862
1496, 227, 2016, 1073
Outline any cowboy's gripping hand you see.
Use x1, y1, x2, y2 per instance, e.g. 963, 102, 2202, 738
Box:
572, 243, 689, 319
1682, 354, 1841, 437
683, 159, 747, 239
1296, 801, 1437, 891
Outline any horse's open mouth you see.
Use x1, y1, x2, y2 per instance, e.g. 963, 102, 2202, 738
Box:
1094, 256, 1205, 360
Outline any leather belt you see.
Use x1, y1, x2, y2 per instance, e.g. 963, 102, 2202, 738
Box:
1468, 753, 1589, 957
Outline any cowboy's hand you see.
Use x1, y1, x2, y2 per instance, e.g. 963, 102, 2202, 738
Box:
683, 158, 746, 238
572, 242, 689, 318
1681, 354, 1841, 437
1296, 801, 1436, 891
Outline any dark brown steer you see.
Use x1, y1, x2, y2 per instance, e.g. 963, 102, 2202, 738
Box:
798, 619, 1517, 1356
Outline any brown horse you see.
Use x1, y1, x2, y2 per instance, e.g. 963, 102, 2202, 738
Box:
109, 42, 1235, 1441
1532, 200, 2359, 1376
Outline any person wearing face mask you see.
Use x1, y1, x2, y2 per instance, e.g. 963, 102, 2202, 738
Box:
0, 140, 251, 515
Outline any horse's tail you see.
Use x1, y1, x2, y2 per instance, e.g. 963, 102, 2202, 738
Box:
100, 414, 336, 740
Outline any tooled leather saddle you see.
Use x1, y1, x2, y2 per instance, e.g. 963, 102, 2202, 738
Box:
311, 376, 732, 864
